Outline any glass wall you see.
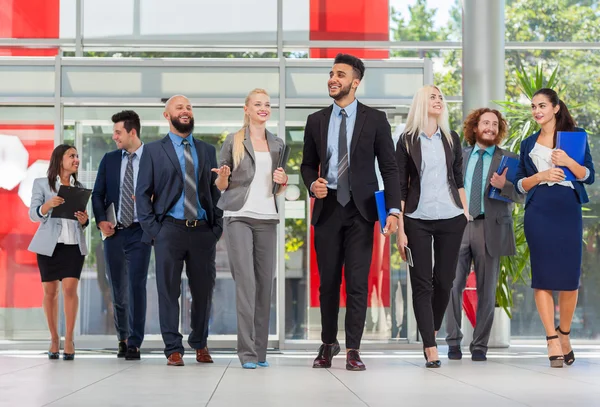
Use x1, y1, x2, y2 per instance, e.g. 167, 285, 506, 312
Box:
3, 0, 600, 346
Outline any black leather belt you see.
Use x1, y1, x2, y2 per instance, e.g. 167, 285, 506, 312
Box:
164, 216, 207, 228
474, 214, 485, 220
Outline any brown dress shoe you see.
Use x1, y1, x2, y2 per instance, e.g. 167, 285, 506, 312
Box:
167, 352, 184, 366
196, 347, 214, 363
346, 349, 366, 371
312, 341, 341, 368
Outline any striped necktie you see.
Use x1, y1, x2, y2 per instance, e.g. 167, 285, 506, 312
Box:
337, 109, 350, 206
120, 152, 135, 227
182, 139, 198, 221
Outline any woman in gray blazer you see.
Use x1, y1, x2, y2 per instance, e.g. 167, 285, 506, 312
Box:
213, 89, 288, 369
28, 144, 89, 360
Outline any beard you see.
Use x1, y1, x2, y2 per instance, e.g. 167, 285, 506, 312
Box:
329, 82, 352, 101
170, 115, 195, 134
475, 131, 497, 147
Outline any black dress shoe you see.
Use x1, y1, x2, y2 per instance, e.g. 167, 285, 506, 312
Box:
345, 350, 366, 371
312, 341, 340, 368
117, 341, 127, 358
448, 345, 462, 360
125, 346, 141, 360
471, 350, 487, 361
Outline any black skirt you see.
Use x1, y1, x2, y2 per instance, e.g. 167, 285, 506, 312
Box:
37, 243, 85, 282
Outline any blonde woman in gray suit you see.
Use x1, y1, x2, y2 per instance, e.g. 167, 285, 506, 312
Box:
213, 88, 288, 369
28, 144, 89, 360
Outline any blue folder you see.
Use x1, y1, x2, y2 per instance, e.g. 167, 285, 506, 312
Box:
556, 131, 587, 181
488, 155, 519, 203
374, 191, 387, 233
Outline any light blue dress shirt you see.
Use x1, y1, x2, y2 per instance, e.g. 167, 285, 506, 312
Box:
406, 129, 463, 220
325, 99, 358, 188
464, 144, 495, 215
166, 132, 207, 221
118, 143, 144, 224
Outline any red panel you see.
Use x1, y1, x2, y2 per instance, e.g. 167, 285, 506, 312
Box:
309, 0, 389, 59
0, 0, 59, 56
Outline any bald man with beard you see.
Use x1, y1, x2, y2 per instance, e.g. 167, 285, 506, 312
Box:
136, 95, 223, 366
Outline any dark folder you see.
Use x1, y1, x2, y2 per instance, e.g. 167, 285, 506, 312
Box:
556, 131, 587, 181
272, 144, 292, 195
375, 191, 387, 233
488, 155, 519, 202
50, 185, 92, 220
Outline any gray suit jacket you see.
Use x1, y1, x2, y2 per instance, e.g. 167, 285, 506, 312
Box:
217, 128, 284, 212
463, 146, 523, 257
28, 178, 88, 257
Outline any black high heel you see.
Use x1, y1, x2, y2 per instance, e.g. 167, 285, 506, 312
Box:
546, 335, 564, 368
63, 342, 75, 361
48, 339, 60, 359
424, 346, 441, 368
556, 326, 575, 366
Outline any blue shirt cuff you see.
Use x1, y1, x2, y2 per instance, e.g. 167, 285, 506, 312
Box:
388, 208, 401, 215
576, 168, 591, 182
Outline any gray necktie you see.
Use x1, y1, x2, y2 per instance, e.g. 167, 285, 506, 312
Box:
182, 139, 198, 221
337, 109, 350, 207
120, 152, 135, 227
469, 149, 486, 218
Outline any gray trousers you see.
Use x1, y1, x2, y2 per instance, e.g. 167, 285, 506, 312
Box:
224, 217, 277, 364
445, 219, 500, 354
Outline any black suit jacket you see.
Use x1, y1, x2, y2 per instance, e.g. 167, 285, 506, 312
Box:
91, 149, 124, 225
396, 130, 464, 214
300, 101, 401, 225
135, 135, 223, 244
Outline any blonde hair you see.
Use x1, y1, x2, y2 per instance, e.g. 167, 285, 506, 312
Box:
403, 85, 452, 149
233, 88, 270, 168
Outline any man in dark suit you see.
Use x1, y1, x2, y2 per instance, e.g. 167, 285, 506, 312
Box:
301, 54, 401, 371
92, 110, 151, 360
445, 108, 523, 361
136, 95, 223, 366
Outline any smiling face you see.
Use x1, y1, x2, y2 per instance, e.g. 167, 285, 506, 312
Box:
61, 147, 80, 176
244, 92, 271, 125
164, 95, 194, 135
475, 112, 500, 147
328, 63, 359, 101
531, 94, 559, 127
112, 121, 137, 151
427, 88, 444, 117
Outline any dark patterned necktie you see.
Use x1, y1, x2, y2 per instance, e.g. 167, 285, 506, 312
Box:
182, 139, 198, 221
120, 152, 135, 227
469, 149, 486, 218
337, 109, 350, 207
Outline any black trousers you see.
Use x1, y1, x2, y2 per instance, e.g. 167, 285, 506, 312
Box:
314, 191, 374, 350
404, 214, 467, 348
153, 219, 218, 357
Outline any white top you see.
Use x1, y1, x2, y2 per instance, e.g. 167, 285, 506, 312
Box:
529, 143, 573, 189
224, 151, 278, 220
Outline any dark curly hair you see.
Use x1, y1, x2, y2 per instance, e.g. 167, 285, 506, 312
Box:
463, 108, 508, 146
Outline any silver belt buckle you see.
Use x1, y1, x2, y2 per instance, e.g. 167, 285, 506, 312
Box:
185, 219, 198, 227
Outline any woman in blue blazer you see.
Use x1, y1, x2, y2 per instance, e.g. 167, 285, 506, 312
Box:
515, 88, 594, 368
28, 144, 89, 360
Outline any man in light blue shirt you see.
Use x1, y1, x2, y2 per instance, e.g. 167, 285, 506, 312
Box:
91, 110, 152, 360
445, 108, 522, 362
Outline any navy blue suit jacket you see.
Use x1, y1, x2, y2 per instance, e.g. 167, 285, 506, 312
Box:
135, 135, 223, 244
92, 149, 123, 225
515, 128, 595, 208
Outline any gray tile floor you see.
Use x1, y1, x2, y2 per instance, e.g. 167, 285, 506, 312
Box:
2, 345, 600, 407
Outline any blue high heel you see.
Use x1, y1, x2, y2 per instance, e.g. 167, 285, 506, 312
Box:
242, 362, 257, 369
257, 361, 269, 367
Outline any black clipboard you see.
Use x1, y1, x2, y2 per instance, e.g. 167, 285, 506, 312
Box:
272, 144, 292, 195
50, 185, 92, 220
